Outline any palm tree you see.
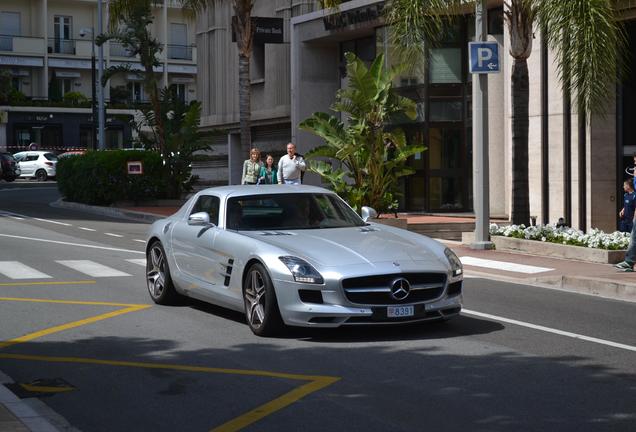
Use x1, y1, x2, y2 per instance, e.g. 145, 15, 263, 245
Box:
182, 0, 255, 155
105, 0, 166, 152
324, 0, 626, 226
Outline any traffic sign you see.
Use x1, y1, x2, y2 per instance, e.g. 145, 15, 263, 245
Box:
469, 41, 500, 74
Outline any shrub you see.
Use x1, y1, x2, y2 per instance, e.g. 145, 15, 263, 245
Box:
57, 150, 166, 205
489, 223, 630, 250
62, 91, 89, 106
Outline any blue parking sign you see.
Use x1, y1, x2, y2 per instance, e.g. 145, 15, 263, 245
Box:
469, 42, 500, 74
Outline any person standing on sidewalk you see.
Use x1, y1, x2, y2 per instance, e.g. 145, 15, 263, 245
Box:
242, 148, 262, 185
619, 179, 636, 233
277, 142, 306, 185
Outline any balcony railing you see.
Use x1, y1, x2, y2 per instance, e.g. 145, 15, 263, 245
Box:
110, 42, 135, 58
167, 44, 193, 60
0, 34, 46, 54
48, 38, 76, 55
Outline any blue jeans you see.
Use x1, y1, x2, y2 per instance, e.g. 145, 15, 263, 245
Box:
625, 223, 636, 265
284, 178, 301, 185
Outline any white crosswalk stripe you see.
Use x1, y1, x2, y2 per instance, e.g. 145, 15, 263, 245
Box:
56, 260, 131, 277
460, 256, 553, 274
0, 261, 52, 279
126, 259, 146, 266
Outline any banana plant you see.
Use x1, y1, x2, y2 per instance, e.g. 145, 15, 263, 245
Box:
300, 52, 424, 213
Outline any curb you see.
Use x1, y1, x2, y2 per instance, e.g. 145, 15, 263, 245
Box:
464, 270, 636, 303
51, 199, 162, 223
0, 371, 71, 432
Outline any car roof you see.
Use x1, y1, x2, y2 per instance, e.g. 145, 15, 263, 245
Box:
197, 184, 334, 199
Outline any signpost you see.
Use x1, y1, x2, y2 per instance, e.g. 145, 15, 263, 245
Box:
470, 1, 496, 250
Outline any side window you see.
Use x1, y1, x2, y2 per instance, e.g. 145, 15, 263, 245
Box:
14, 153, 24, 162
190, 195, 220, 225
26, 155, 39, 162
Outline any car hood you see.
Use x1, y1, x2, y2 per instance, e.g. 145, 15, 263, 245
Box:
242, 226, 444, 267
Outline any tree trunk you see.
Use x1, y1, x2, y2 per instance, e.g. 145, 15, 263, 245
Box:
511, 58, 530, 225
238, 52, 251, 156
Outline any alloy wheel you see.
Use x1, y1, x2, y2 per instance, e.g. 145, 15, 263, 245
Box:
147, 244, 166, 299
244, 269, 267, 329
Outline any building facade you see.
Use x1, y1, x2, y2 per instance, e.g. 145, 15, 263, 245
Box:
0, 0, 197, 152
197, 0, 635, 232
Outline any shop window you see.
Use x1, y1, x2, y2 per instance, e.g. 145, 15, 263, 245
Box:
128, 82, 145, 103
340, 35, 376, 77
429, 128, 461, 170
429, 48, 462, 83
251, 43, 265, 82
106, 128, 123, 149
430, 100, 463, 122
79, 127, 94, 149
170, 84, 186, 102
429, 176, 463, 210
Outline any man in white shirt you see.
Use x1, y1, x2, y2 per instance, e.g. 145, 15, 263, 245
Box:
277, 142, 306, 184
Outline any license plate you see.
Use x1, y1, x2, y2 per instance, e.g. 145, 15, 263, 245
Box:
387, 305, 414, 318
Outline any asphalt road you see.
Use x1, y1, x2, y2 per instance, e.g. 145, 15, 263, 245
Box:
0, 180, 635, 432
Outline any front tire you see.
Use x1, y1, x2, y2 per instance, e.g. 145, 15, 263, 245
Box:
146, 241, 179, 305
35, 169, 47, 182
243, 263, 284, 336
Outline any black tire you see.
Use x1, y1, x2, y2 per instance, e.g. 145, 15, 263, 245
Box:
35, 169, 47, 182
4, 176, 15, 182
243, 262, 284, 336
146, 241, 180, 305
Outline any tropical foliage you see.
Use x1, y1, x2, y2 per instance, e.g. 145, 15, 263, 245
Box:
131, 88, 210, 198
299, 52, 423, 213
96, 0, 210, 198
321, 0, 626, 227
489, 223, 630, 251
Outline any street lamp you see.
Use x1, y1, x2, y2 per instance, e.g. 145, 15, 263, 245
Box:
79, 27, 97, 151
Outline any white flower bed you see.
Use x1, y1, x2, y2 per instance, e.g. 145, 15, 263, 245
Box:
489, 223, 630, 251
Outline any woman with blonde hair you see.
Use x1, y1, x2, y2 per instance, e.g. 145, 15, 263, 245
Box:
242, 148, 262, 185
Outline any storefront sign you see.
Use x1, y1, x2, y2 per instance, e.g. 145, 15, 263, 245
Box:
0, 56, 43, 67
232, 17, 284, 44
323, 4, 384, 31
48, 58, 92, 69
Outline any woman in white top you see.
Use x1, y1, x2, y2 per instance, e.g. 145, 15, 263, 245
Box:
242, 148, 262, 185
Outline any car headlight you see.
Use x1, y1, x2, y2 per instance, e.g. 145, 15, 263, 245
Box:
444, 248, 463, 277
279, 256, 324, 284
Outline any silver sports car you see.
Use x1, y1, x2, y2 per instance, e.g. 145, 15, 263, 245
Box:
145, 185, 463, 336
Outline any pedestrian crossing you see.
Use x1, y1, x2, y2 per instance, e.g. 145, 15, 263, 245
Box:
0, 259, 146, 281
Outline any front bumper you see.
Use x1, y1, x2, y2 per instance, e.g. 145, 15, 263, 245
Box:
272, 276, 463, 328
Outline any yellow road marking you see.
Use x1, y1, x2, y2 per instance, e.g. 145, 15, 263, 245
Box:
0, 297, 149, 307
0, 302, 150, 349
0, 352, 340, 432
211, 376, 340, 432
20, 383, 75, 393
0, 297, 339, 431
0, 280, 96, 287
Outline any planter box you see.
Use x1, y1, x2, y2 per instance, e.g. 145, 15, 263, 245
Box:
462, 232, 626, 264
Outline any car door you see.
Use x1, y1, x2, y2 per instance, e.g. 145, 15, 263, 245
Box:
170, 195, 221, 286
20, 153, 38, 176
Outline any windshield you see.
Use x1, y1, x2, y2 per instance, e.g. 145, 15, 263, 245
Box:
226, 193, 365, 230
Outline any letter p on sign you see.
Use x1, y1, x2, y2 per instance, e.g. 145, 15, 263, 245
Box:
469, 41, 500, 74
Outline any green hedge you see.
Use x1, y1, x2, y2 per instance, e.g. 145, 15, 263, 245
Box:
57, 150, 166, 205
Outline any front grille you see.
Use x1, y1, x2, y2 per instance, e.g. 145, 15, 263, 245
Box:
342, 273, 446, 305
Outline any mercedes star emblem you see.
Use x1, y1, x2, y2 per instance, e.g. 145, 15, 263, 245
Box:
390, 278, 411, 300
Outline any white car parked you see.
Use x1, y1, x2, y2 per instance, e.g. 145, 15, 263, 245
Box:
13, 151, 58, 181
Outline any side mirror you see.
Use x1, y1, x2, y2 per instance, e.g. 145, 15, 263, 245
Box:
188, 212, 214, 226
360, 206, 378, 222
